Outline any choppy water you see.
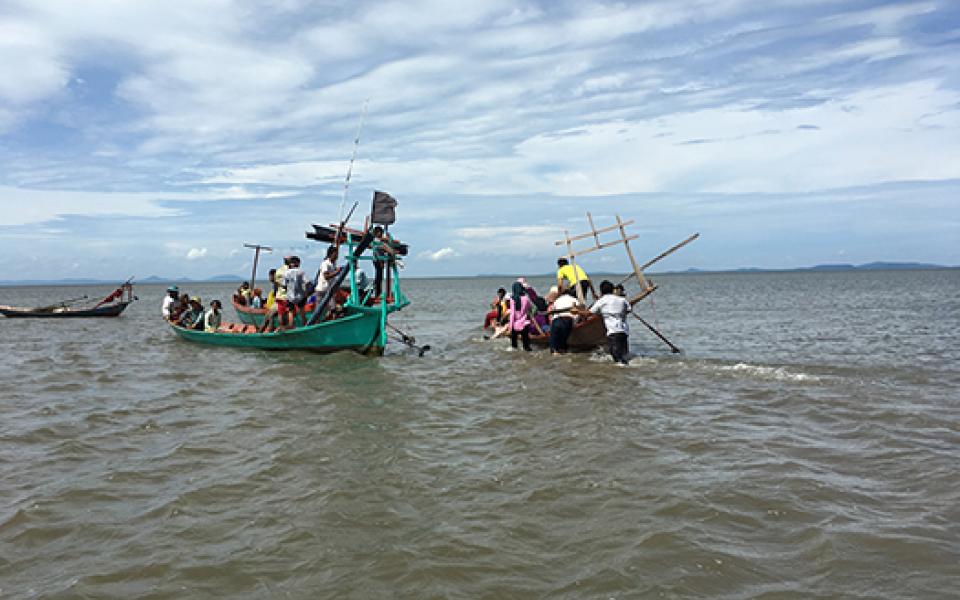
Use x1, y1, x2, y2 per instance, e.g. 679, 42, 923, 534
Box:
1, 270, 958, 599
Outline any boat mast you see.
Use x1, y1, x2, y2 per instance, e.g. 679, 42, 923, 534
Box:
337, 99, 369, 227
243, 243, 272, 291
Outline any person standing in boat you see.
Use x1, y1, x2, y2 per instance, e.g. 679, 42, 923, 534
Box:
204, 300, 223, 333
371, 226, 396, 300
556, 258, 597, 301
577, 280, 631, 365
316, 246, 341, 297
161, 285, 179, 320
274, 257, 291, 328
507, 281, 534, 352
284, 256, 309, 328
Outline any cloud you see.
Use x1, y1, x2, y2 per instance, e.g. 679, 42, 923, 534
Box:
186, 247, 208, 260
419, 247, 458, 261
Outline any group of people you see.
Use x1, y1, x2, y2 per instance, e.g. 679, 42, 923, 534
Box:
161, 286, 223, 332
483, 258, 632, 365
160, 246, 348, 334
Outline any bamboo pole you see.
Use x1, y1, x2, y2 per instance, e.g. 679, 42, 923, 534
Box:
618, 233, 699, 286
554, 220, 635, 245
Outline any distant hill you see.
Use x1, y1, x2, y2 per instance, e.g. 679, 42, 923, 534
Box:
716, 262, 953, 274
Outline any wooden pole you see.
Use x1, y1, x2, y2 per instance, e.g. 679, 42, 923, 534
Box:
564, 230, 586, 306
632, 311, 681, 353
617, 233, 699, 286
617, 214, 644, 291
244, 243, 273, 291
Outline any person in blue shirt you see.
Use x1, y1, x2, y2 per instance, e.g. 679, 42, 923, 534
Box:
371, 226, 396, 299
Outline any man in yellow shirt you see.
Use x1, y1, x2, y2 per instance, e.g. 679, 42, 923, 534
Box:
557, 258, 597, 301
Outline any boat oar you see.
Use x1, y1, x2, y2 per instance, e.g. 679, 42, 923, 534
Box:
630, 310, 682, 353
387, 323, 430, 356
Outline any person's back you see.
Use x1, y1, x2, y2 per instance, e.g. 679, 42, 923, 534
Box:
204, 301, 222, 333
284, 265, 307, 304
590, 293, 630, 334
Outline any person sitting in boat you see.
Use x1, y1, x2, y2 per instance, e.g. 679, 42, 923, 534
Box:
371, 226, 396, 300
162, 285, 179, 320
274, 257, 291, 328
250, 288, 264, 309
177, 296, 205, 330
556, 258, 597, 301
204, 299, 223, 333
483, 287, 508, 331
169, 293, 190, 322
284, 256, 309, 328
234, 282, 252, 306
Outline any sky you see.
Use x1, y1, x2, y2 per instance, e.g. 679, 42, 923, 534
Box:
0, 0, 958, 280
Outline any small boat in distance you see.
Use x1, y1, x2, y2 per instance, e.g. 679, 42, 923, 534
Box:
0, 281, 137, 319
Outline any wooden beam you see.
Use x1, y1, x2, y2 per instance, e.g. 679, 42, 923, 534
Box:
564, 235, 639, 258
628, 284, 658, 305
617, 214, 644, 290
554, 220, 635, 245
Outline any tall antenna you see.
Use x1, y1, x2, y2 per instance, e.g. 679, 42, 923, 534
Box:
337, 99, 369, 226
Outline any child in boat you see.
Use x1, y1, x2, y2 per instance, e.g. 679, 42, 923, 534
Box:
204, 299, 222, 333
250, 288, 263, 308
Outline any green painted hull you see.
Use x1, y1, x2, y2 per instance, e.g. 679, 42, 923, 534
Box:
170, 308, 384, 354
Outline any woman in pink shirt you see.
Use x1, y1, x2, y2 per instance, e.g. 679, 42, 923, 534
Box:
508, 281, 533, 351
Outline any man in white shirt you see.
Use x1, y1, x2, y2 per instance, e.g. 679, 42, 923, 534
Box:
316, 246, 340, 296
584, 280, 631, 365
549, 287, 581, 354
161, 285, 178, 320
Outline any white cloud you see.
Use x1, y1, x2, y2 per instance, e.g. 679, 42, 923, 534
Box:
186, 248, 208, 260
419, 247, 458, 261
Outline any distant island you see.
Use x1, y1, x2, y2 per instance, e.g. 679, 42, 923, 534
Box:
0, 262, 955, 286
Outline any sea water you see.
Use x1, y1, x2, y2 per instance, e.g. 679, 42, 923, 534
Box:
1, 270, 958, 598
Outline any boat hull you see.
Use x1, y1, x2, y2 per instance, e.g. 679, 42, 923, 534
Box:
528, 314, 607, 350
170, 308, 384, 353
0, 302, 131, 319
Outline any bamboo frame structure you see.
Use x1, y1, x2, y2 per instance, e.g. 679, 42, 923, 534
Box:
553, 213, 698, 353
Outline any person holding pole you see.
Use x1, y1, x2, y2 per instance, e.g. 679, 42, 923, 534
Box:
556, 258, 597, 301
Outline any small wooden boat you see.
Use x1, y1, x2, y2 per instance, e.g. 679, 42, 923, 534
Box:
0, 282, 136, 319
528, 313, 607, 350
0, 302, 131, 319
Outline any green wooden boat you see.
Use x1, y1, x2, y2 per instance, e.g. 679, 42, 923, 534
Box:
169, 221, 410, 355
170, 305, 388, 353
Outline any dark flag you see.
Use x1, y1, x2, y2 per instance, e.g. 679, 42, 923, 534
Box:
371, 191, 397, 225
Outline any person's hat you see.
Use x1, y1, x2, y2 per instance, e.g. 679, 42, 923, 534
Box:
517, 277, 528, 286
549, 285, 559, 295
190, 296, 201, 303
167, 285, 179, 292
